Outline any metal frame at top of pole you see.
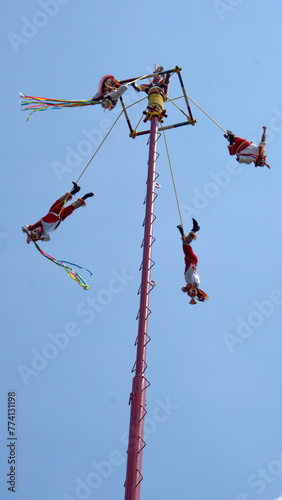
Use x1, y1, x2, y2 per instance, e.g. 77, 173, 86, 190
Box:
124, 113, 160, 500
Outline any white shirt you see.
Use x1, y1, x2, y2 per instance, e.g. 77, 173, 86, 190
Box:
185, 266, 200, 286
41, 219, 60, 241
238, 141, 266, 164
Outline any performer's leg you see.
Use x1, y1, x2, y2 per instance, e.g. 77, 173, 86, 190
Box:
177, 218, 200, 240
60, 199, 86, 221
59, 204, 75, 221
59, 193, 93, 221
48, 193, 72, 214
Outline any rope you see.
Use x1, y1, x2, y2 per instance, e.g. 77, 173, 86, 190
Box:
185, 93, 226, 133
134, 113, 145, 133
122, 69, 170, 87
57, 109, 123, 218
162, 131, 184, 229
126, 73, 151, 86
76, 109, 123, 183
125, 96, 148, 133
53, 95, 147, 218
164, 95, 190, 120
125, 96, 148, 108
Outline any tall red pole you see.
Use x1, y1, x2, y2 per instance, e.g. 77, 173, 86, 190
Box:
124, 115, 160, 500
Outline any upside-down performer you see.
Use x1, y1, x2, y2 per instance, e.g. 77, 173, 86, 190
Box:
131, 65, 171, 121
177, 219, 209, 305
91, 75, 128, 110
22, 182, 94, 243
224, 126, 270, 168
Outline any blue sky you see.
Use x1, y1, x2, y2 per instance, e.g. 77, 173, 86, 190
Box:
1, 1, 282, 499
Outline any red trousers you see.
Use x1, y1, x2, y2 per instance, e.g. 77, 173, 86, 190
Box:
228, 137, 252, 156
28, 194, 75, 230
183, 242, 198, 273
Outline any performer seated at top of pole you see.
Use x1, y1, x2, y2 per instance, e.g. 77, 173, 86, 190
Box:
131, 65, 171, 120
91, 75, 128, 110
224, 126, 270, 168
21, 183, 94, 244
177, 219, 209, 305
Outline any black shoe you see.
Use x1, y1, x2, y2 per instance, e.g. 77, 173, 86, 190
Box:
224, 130, 235, 144
191, 218, 200, 233
82, 192, 94, 200
71, 182, 81, 195
177, 225, 184, 237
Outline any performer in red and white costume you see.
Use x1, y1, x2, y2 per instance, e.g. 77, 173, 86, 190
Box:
91, 75, 128, 110
224, 126, 270, 168
22, 182, 94, 243
177, 219, 209, 304
131, 65, 171, 119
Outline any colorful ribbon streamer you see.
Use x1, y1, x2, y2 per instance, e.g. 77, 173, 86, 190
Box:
33, 240, 92, 290
20, 93, 100, 121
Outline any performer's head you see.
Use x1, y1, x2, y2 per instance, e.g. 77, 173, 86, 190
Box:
182, 283, 209, 304
255, 154, 270, 168
187, 287, 197, 298
99, 75, 120, 94
30, 226, 43, 240
153, 65, 165, 84
104, 77, 118, 91
182, 283, 197, 298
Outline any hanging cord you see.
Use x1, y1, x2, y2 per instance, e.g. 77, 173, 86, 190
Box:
162, 131, 184, 229
123, 95, 148, 133
121, 68, 173, 87
58, 109, 124, 217
125, 74, 150, 86
58, 97, 148, 218
134, 113, 145, 133
185, 93, 227, 133
76, 109, 123, 183
164, 95, 190, 120
125, 96, 148, 108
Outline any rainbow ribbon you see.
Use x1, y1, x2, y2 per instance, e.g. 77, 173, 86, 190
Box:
20, 93, 101, 121
33, 241, 92, 290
